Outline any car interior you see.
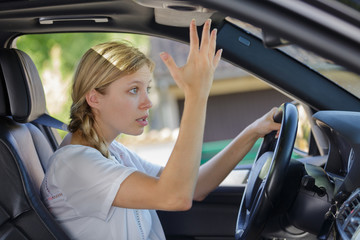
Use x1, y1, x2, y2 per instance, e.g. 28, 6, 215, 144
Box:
1, 0, 360, 240
0, 48, 69, 239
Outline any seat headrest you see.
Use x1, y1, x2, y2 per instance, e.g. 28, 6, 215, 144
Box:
0, 49, 46, 123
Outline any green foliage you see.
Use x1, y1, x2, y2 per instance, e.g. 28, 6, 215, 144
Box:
17, 32, 150, 82
16, 32, 150, 138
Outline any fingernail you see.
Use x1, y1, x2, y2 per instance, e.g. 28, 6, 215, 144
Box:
160, 52, 168, 60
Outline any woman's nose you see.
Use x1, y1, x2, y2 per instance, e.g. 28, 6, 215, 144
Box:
140, 93, 152, 110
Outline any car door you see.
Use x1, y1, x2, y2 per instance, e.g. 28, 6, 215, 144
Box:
157, 170, 247, 239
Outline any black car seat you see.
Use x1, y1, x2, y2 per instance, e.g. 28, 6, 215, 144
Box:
0, 48, 70, 239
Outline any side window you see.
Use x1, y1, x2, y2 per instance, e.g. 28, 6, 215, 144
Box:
16, 33, 150, 139
292, 103, 314, 159
293, 104, 311, 156
16, 33, 292, 168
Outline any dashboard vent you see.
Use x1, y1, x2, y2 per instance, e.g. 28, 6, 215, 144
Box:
337, 188, 360, 240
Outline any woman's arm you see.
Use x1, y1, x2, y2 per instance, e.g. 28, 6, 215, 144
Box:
112, 19, 222, 211
193, 108, 281, 201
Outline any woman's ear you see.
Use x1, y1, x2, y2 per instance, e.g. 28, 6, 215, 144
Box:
85, 89, 101, 109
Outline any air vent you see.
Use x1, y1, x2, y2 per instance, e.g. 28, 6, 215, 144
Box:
337, 188, 360, 240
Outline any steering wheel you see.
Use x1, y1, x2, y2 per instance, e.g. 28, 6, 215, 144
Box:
235, 103, 298, 240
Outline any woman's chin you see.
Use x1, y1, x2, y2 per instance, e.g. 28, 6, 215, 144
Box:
125, 130, 145, 136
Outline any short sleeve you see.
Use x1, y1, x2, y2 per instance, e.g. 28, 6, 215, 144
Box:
110, 141, 162, 177
52, 146, 136, 220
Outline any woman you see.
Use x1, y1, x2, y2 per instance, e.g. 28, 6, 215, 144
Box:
41, 19, 280, 239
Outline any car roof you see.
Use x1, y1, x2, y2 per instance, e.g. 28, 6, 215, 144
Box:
1, 0, 359, 73
1, 0, 360, 111
191, 0, 360, 76
0, 0, 191, 46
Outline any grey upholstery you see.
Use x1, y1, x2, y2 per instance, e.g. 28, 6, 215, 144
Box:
0, 49, 69, 239
0, 49, 46, 123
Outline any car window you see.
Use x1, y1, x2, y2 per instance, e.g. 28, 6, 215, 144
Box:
16, 32, 150, 130
16, 32, 299, 168
294, 104, 311, 155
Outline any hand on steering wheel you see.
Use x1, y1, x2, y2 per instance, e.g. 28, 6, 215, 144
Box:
235, 103, 298, 240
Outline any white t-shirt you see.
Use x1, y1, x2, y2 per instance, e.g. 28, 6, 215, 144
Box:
40, 141, 165, 240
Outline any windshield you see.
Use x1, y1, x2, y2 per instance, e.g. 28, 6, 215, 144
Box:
228, 17, 360, 99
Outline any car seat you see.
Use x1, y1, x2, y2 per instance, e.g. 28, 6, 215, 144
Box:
0, 49, 70, 239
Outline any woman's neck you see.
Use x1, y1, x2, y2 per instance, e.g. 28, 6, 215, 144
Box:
70, 131, 93, 147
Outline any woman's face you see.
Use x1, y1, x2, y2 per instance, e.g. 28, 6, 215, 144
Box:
91, 64, 153, 142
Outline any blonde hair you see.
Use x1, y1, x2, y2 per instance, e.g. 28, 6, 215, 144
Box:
68, 41, 154, 158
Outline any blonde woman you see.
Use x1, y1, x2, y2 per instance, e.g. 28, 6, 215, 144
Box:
41, 19, 280, 239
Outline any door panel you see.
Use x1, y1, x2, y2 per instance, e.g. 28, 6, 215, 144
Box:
158, 186, 245, 240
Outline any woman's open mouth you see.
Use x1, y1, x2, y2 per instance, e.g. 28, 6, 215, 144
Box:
136, 116, 148, 127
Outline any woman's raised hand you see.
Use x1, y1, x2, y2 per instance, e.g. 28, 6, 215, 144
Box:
160, 19, 222, 99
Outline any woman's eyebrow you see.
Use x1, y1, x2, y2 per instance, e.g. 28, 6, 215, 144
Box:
128, 79, 152, 85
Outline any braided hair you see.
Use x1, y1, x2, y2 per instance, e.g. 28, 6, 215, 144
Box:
68, 41, 154, 158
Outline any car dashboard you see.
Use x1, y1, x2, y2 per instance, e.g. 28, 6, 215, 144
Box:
313, 111, 360, 240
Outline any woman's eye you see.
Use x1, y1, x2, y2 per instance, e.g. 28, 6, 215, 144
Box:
147, 86, 151, 94
129, 88, 138, 94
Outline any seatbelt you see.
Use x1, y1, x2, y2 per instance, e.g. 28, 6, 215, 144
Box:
32, 113, 68, 131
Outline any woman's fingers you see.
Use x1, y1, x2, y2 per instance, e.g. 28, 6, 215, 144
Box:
189, 19, 199, 55
160, 19, 221, 92
213, 49, 223, 69
197, 19, 221, 68
208, 28, 217, 61
160, 52, 179, 80
200, 19, 211, 54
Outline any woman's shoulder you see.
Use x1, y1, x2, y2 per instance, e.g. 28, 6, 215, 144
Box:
109, 140, 124, 150
109, 140, 143, 159
56, 144, 102, 157
49, 144, 106, 170
109, 140, 131, 156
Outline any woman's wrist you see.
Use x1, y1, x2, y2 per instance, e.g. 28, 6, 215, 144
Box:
242, 123, 263, 141
184, 91, 209, 105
